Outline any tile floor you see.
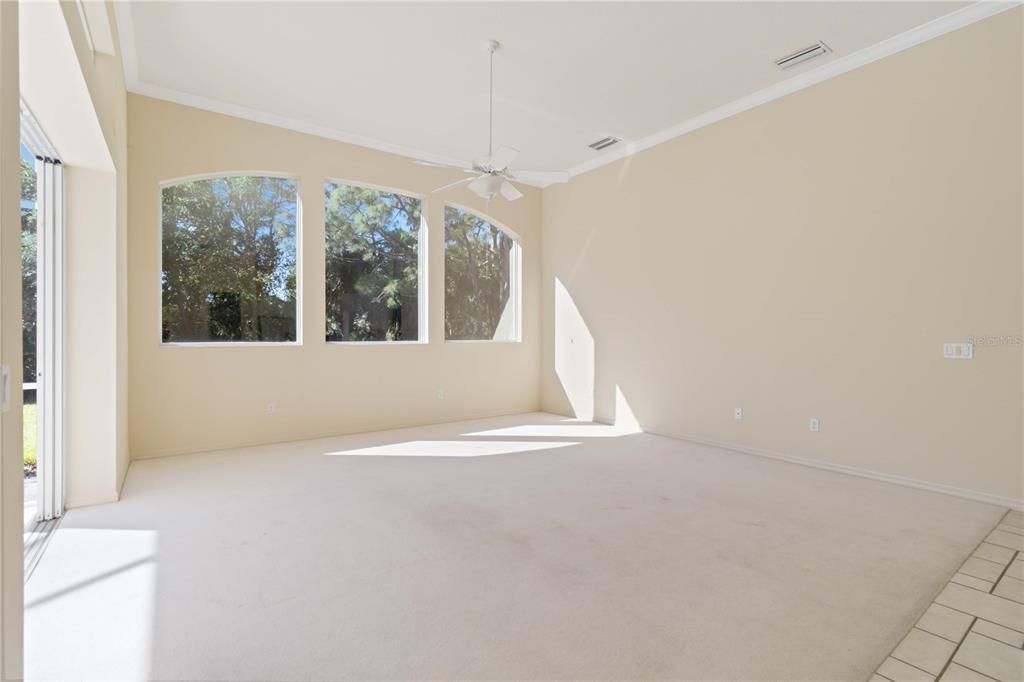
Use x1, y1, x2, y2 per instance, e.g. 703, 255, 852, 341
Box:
873, 509, 1024, 681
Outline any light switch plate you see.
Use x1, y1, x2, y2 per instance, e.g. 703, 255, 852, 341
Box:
943, 343, 973, 359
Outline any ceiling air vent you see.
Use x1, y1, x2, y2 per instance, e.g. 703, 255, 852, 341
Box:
588, 136, 621, 151
774, 41, 831, 70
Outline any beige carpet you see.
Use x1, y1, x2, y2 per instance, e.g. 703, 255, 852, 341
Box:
25, 413, 1005, 681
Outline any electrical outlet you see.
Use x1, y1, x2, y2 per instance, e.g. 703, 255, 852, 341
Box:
734, 407, 743, 420
266, 402, 276, 416
943, 343, 973, 359
437, 388, 444, 400
809, 418, 819, 432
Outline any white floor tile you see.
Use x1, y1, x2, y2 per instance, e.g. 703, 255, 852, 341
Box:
891, 629, 958, 676
986, 530, 1024, 552
952, 573, 995, 592
973, 618, 1024, 648
973, 543, 1015, 565
941, 662, 1000, 681
917, 603, 974, 643
879, 656, 935, 681
960, 556, 1006, 583
935, 583, 1024, 633
952, 632, 1024, 681
993, 575, 1024, 605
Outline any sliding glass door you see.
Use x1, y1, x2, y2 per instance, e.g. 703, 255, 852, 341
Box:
21, 105, 63, 522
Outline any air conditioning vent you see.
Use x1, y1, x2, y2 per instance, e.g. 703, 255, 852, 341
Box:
588, 136, 621, 151
774, 41, 831, 70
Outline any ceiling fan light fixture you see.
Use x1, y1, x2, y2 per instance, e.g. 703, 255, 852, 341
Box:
469, 174, 505, 199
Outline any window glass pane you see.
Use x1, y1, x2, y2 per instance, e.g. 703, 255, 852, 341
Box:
445, 206, 517, 341
20, 145, 36, 386
161, 176, 298, 342
325, 182, 421, 342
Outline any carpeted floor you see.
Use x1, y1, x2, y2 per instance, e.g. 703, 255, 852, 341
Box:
24, 413, 1006, 681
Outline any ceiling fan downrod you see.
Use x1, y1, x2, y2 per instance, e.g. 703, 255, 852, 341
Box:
485, 39, 500, 160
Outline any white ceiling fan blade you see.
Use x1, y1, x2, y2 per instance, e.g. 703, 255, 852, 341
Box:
414, 159, 475, 173
499, 180, 524, 201
432, 177, 475, 194
509, 169, 570, 185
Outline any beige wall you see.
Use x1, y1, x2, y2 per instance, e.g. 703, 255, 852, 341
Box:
541, 9, 1023, 503
0, 2, 21, 676
127, 96, 542, 458
65, 0, 131, 504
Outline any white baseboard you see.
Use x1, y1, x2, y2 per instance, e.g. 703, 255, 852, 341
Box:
665, 432, 1023, 511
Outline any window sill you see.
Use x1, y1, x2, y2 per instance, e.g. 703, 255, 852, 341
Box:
160, 341, 303, 348
325, 340, 427, 346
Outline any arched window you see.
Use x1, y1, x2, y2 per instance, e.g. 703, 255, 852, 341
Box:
161, 175, 298, 343
444, 205, 521, 342
324, 182, 424, 342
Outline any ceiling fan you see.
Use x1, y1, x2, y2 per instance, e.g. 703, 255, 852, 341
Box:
417, 40, 569, 201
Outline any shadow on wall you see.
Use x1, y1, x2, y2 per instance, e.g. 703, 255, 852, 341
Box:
553, 277, 640, 432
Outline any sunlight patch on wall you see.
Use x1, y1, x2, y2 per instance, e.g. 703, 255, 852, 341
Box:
554, 278, 595, 420
492, 293, 517, 341
614, 385, 641, 433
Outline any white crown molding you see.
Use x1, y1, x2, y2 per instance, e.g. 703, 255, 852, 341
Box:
114, 0, 1021, 188
668, 432, 1023, 511
566, 0, 1022, 181
126, 81, 480, 174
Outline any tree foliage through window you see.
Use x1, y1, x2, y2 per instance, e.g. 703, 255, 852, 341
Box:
325, 182, 421, 342
161, 176, 297, 342
21, 147, 36, 381
445, 206, 517, 341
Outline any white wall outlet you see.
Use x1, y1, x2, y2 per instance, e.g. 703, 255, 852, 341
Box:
734, 407, 743, 420
266, 402, 276, 416
943, 343, 973, 359
809, 418, 819, 432
437, 388, 444, 400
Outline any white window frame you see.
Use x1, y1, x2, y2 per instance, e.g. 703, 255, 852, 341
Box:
323, 177, 427, 346
157, 172, 303, 347
443, 203, 522, 344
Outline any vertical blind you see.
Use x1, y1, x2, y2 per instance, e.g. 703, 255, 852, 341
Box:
35, 156, 63, 522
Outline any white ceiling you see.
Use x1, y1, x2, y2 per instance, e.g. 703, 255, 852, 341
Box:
119, 1, 985, 177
